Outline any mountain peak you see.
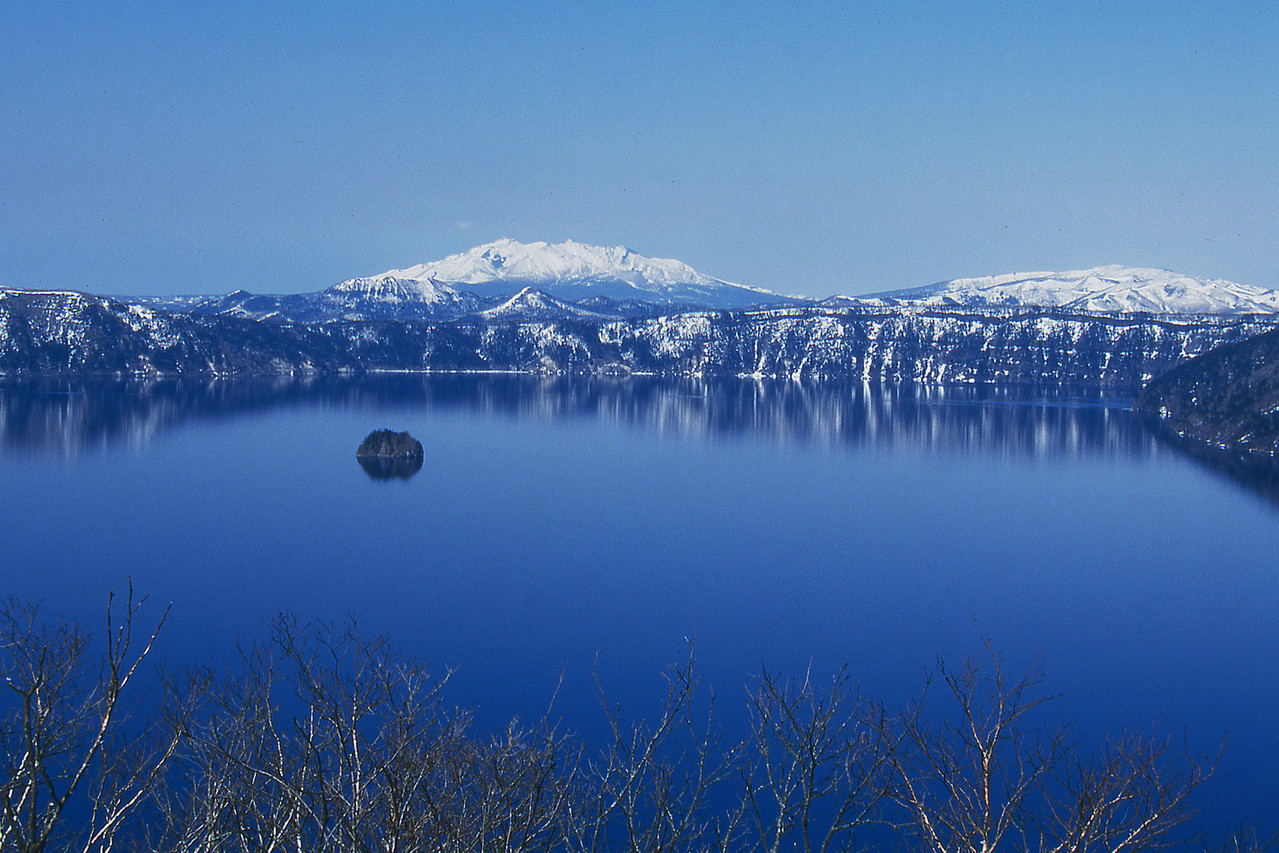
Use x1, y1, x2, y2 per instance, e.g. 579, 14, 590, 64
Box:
363, 239, 788, 308
385, 239, 703, 287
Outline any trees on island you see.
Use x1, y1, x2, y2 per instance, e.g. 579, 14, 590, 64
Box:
0, 593, 1246, 853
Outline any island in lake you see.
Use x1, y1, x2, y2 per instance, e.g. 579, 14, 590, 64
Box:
356, 429, 424, 481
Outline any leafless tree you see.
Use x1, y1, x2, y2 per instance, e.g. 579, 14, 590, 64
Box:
887, 637, 1216, 853
0, 585, 185, 853
160, 615, 581, 853
1034, 729, 1216, 853
1207, 825, 1279, 853
0, 598, 1244, 853
736, 665, 897, 853
571, 647, 743, 853
426, 716, 581, 853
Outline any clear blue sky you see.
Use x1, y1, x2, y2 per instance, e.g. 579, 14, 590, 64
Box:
2, 1, 1277, 298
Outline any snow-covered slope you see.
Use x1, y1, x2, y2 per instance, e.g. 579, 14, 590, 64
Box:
478, 287, 614, 322
317, 274, 482, 319
869, 265, 1279, 314
173, 276, 485, 323
371, 238, 789, 308
325, 274, 455, 305
160, 239, 790, 322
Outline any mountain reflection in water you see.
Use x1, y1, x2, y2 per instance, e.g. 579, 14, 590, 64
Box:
0, 375, 1275, 508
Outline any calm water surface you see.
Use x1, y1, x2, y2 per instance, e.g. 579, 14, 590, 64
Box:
2, 375, 1277, 834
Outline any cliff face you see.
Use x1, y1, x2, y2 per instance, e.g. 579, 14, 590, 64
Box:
1135, 326, 1279, 455
2, 288, 1275, 387
0, 289, 346, 375
590, 307, 1273, 385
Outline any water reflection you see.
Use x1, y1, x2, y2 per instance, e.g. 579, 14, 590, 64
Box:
1, 375, 1274, 507
357, 455, 424, 482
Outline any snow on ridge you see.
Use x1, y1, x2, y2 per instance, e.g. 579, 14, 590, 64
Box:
874, 264, 1279, 315
326, 274, 454, 304
371, 238, 775, 297
480, 286, 572, 319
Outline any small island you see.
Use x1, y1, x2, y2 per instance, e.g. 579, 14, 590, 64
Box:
356, 429, 424, 481
357, 429, 424, 460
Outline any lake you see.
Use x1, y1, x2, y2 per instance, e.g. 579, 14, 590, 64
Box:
2, 374, 1277, 837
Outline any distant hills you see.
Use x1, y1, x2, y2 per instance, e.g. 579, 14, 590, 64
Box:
136, 242, 1279, 322
5, 241, 1279, 439
3, 282, 1275, 387
867, 265, 1279, 315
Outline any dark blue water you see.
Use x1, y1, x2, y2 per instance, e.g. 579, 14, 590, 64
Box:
2, 376, 1277, 835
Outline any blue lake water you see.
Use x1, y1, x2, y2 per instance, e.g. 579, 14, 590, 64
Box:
2, 375, 1278, 835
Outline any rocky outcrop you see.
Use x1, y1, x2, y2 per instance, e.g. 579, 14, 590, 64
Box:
356, 429, 424, 481
356, 429, 423, 459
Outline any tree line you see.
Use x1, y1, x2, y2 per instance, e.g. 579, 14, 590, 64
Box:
0, 588, 1254, 853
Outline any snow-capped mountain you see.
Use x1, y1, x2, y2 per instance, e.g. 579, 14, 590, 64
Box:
24, 249, 1279, 385
369, 238, 790, 308
156, 239, 792, 322
868, 265, 1279, 314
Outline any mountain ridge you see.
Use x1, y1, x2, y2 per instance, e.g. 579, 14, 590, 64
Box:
127, 245, 1279, 321
866, 264, 1279, 314
5, 284, 1276, 386
11, 246, 1279, 391
354, 238, 791, 309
